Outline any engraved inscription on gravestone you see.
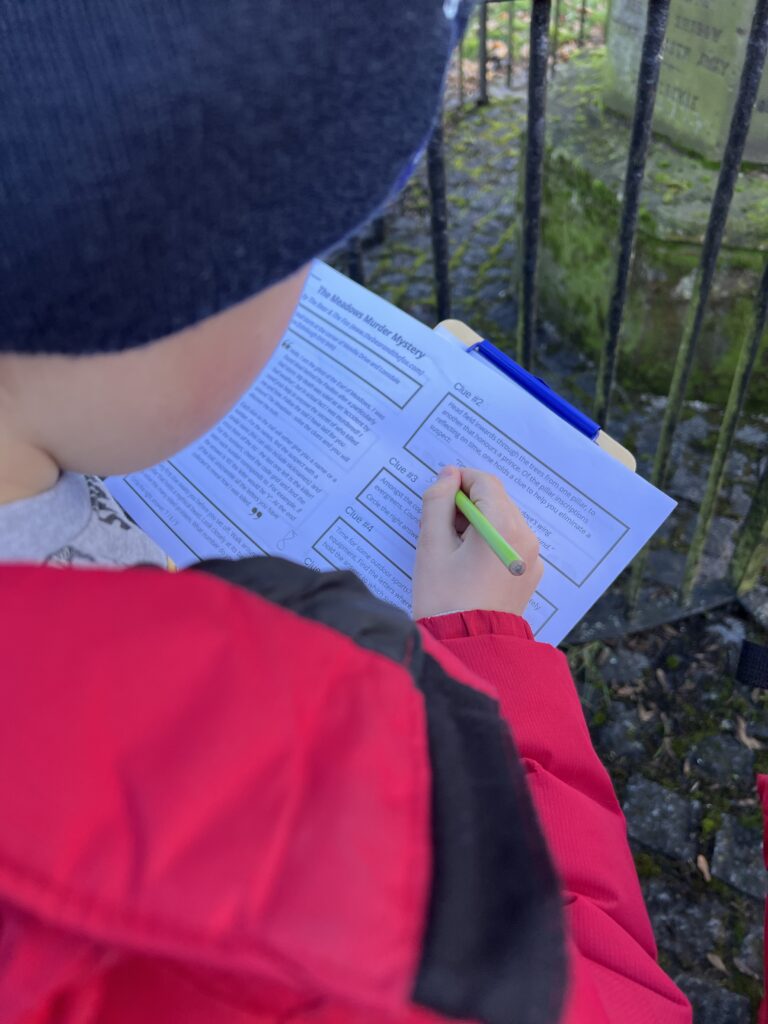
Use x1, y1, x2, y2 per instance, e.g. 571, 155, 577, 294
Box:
604, 0, 768, 164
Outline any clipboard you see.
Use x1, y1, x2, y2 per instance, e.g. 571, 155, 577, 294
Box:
435, 319, 637, 472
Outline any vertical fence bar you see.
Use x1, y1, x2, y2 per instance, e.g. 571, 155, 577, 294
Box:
517, 0, 552, 370
578, 2, 588, 46
731, 463, 768, 593
550, 0, 562, 76
370, 216, 386, 248
629, 0, 768, 607
426, 110, 452, 322
458, 31, 465, 105
507, 0, 515, 88
346, 237, 365, 285
651, 0, 768, 492
478, 1, 489, 105
682, 260, 768, 599
594, 0, 670, 426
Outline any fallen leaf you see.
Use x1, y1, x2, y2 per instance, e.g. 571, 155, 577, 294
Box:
638, 703, 656, 723
706, 952, 728, 974
697, 854, 711, 882
736, 715, 764, 751
734, 955, 760, 980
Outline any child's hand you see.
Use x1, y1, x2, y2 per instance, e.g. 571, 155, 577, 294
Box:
412, 466, 543, 620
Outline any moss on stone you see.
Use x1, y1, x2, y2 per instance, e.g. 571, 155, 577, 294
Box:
634, 850, 663, 879
736, 805, 764, 830
725, 972, 763, 1015
700, 811, 723, 839
525, 50, 768, 410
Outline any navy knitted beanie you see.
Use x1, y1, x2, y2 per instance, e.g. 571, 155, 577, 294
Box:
0, 1, 466, 355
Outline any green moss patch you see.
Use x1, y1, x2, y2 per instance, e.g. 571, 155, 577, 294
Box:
527, 51, 768, 409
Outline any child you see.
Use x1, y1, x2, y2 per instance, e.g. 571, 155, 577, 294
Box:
0, 3, 691, 1022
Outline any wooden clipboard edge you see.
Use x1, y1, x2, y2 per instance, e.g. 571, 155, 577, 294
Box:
434, 319, 637, 473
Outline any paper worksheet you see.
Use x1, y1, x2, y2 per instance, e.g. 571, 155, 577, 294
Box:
107, 260, 675, 645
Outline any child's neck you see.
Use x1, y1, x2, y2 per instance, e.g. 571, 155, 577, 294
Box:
0, 434, 60, 505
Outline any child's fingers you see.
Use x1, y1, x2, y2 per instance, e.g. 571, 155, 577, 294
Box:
458, 467, 541, 565
414, 466, 546, 618
455, 511, 470, 535
419, 466, 462, 552
460, 467, 522, 526
460, 466, 507, 509
460, 467, 531, 534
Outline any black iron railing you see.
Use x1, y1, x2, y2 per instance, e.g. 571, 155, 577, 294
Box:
352, 0, 768, 619
518, 0, 551, 370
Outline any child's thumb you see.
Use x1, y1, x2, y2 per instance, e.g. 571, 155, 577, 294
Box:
418, 466, 460, 551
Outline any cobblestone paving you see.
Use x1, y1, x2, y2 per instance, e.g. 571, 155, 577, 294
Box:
334, 93, 768, 1020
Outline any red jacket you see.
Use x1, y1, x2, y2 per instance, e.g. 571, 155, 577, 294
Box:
0, 559, 691, 1024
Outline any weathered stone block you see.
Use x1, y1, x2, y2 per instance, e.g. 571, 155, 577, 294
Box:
601, 647, 652, 684
687, 734, 754, 787
598, 701, 655, 765
704, 615, 747, 673
674, 974, 752, 1024
734, 918, 764, 979
604, 0, 768, 164
711, 814, 767, 900
531, 51, 768, 409
623, 775, 701, 860
740, 583, 768, 630
641, 878, 729, 971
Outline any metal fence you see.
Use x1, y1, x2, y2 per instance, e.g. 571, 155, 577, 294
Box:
353, 0, 768, 625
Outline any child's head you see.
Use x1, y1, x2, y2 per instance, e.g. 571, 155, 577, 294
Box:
0, 2, 466, 500
0, 266, 308, 488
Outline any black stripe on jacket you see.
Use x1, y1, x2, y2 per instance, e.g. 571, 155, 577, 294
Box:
192, 556, 566, 1024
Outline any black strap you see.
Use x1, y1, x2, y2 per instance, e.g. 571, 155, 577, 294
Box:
736, 641, 768, 689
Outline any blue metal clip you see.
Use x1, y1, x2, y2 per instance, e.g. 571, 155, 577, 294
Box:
468, 340, 601, 441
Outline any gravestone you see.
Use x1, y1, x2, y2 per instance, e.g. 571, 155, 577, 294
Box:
518, 50, 768, 408
604, 0, 768, 164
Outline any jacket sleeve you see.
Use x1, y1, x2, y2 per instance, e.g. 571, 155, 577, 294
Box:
0, 564, 434, 1019
419, 610, 693, 1024
756, 774, 768, 1024
0, 563, 567, 1024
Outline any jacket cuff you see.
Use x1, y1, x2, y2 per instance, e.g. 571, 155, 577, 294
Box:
418, 609, 534, 643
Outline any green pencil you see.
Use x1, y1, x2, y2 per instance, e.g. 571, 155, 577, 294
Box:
455, 489, 526, 576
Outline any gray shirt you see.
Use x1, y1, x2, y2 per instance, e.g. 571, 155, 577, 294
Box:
0, 473, 167, 568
